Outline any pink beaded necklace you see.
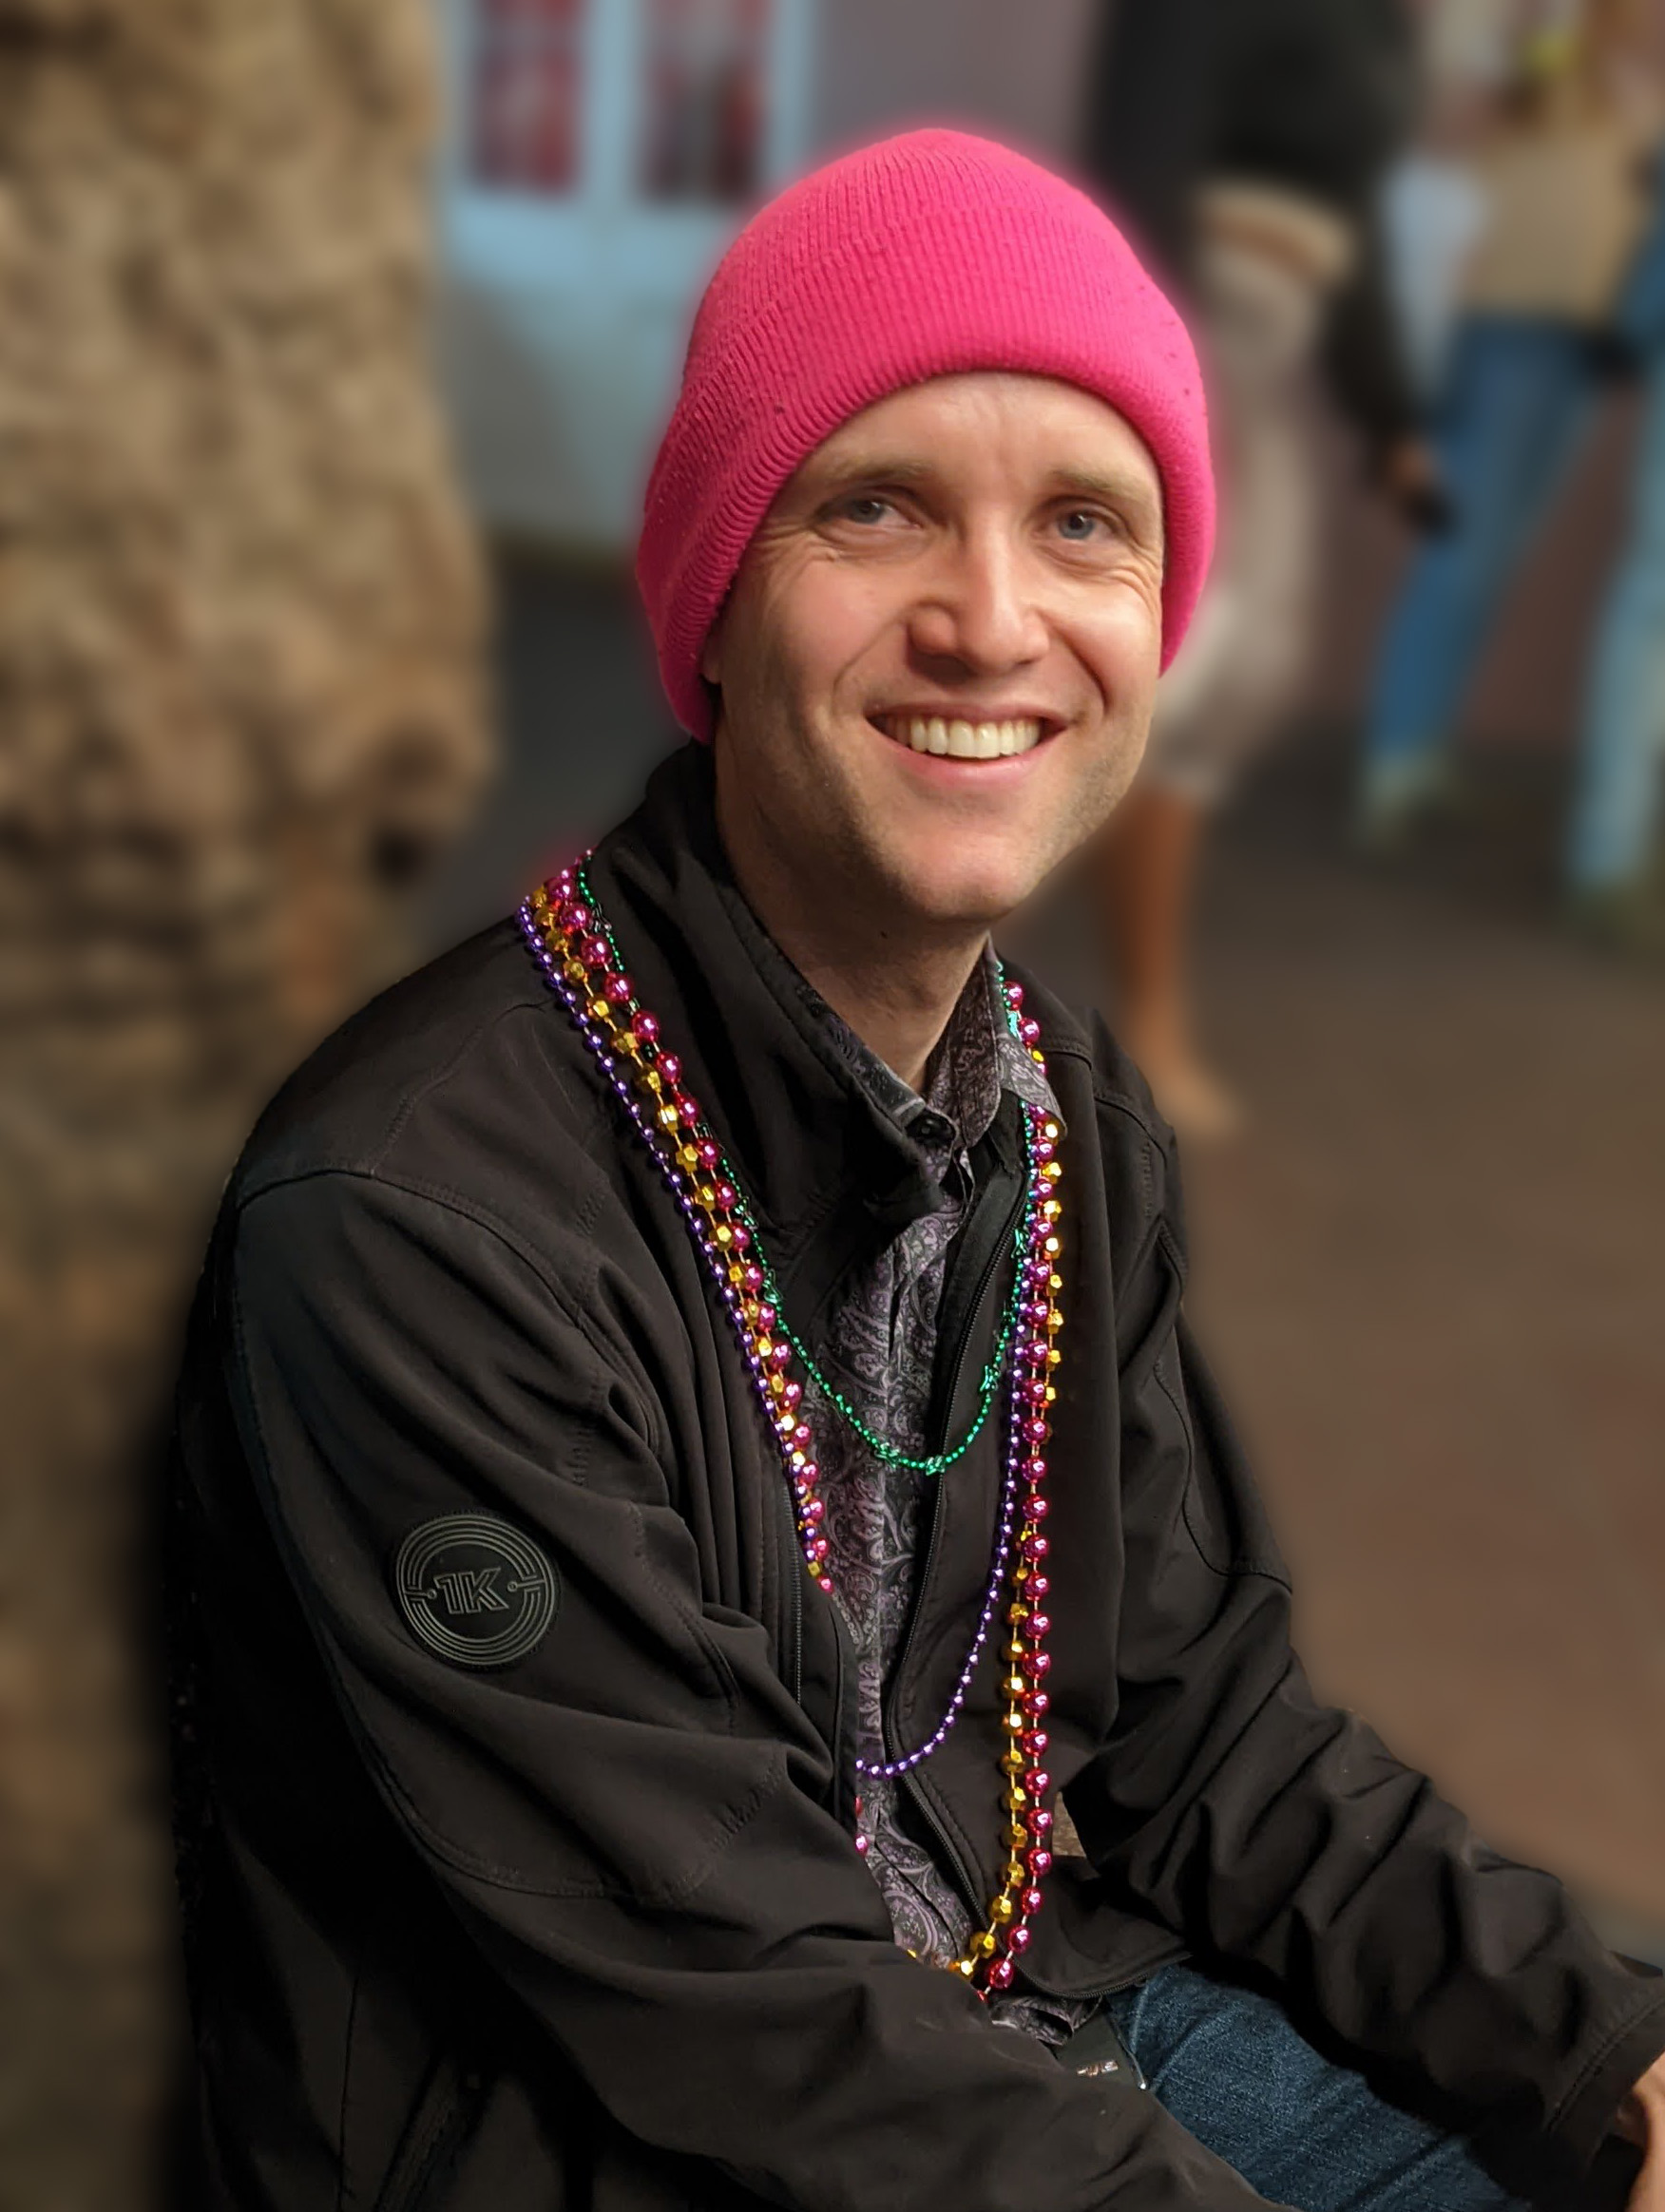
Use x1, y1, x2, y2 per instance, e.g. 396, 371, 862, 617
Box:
522, 866, 1064, 1996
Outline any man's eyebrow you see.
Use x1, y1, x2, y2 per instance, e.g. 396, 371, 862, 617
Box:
1045, 467, 1163, 519
801, 452, 938, 493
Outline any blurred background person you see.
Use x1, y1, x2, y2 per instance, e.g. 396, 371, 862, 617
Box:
1566, 155, 1665, 945
1358, 0, 1662, 851
1081, 0, 1430, 1136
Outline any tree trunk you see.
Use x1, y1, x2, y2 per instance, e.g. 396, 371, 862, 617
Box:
0, 4, 488, 2200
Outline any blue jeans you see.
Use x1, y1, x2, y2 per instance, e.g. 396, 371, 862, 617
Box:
1104, 1965, 1525, 2210
1364, 317, 1596, 780
1567, 351, 1665, 889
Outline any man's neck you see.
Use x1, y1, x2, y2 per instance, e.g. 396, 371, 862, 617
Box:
779, 929, 986, 1096
715, 806, 986, 1095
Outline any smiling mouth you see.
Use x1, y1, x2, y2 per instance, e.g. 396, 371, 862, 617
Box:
871, 713, 1053, 759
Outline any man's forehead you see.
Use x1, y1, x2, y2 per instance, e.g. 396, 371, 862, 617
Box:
790, 372, 1162, 500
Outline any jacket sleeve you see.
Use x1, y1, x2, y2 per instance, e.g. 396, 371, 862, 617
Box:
1062, 1117, 1665, 2206
225, 1168, 1284, 2212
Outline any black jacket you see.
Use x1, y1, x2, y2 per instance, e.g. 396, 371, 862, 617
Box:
169, 748, 1665, 2211
1082, 0, 1423, 451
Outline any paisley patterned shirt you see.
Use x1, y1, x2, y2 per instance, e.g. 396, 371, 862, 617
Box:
810, 952, 1091, 2047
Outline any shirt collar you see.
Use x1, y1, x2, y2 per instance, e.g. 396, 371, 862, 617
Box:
822, 948, 1063, 1163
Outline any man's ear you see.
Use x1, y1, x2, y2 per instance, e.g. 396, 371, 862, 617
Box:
699, 609, 725, 689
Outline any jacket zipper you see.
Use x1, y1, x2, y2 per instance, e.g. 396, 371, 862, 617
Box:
884, 1178, 1025, 1916
891, 1487, 982, 1910
937, 1198, 1023, 1450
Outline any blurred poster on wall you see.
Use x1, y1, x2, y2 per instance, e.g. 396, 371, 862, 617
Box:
641, 0, 771, 200
470, 0, 585, 191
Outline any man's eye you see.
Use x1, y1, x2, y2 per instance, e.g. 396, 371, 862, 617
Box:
1056, 509, 1105, 543
840, 496, 893, 525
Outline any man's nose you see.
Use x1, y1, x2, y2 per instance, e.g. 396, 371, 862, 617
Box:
907, 532, 1050, 674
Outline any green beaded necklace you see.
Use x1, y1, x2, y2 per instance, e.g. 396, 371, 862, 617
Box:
575, 863, 1029, 1478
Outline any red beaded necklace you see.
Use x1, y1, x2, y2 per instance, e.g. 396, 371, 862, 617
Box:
522, 866, 1064, 1996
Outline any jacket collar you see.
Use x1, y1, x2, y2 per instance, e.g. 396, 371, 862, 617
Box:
584, 746, 1010, 1325
828, 944, 1059, 1165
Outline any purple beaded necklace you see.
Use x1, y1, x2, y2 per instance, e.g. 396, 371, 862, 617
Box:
521, 865, 1066, 1995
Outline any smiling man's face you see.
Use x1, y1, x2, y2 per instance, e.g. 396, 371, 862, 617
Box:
703, 371, 1167, 941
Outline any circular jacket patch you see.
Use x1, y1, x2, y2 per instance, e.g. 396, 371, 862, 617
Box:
393, 1515, 559, 1669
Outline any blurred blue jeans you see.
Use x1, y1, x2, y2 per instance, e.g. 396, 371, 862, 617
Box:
1364, 317, 1596, 788
1104, 1964, 1525, 2210
1567, 352, 1665, 888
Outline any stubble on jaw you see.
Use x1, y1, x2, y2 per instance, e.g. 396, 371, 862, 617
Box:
713, 691, 1151, 977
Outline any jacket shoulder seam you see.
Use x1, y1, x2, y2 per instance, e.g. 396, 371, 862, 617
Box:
1091, 1082, 1170, 1162
239, 986, 558, 1204
371, 990, 552, 1168
1086, 1075, 1181, 1272
233, 1165, 657, 1456
238, 1163, 606, 1330
1046, 1034, 1171, 1151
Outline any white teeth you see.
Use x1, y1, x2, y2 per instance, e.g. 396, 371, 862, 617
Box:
887, 715, 1043, 759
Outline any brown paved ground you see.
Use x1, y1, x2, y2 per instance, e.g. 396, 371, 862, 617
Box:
432, 556, 1665, 1948
1205, 782, 1665, 1943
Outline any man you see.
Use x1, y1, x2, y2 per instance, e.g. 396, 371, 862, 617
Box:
168, 131, 1665, 2210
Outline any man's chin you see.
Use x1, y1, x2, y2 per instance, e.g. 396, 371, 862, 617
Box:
877, 849, 1052, 935
860, 753, 1124, 927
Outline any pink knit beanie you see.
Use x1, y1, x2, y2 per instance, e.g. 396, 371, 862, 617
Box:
637, 127, 1214, 739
